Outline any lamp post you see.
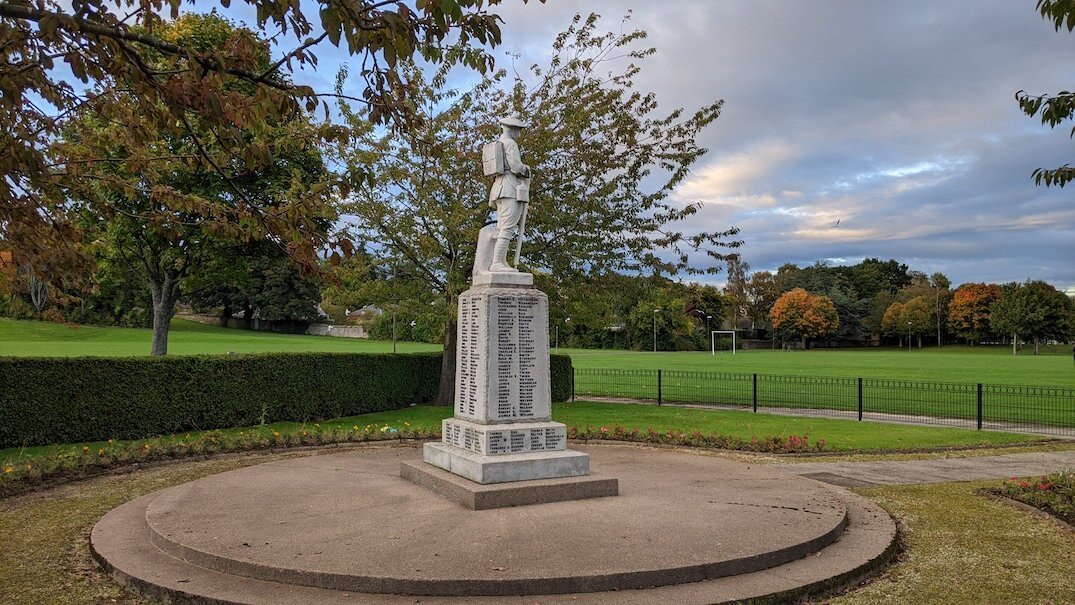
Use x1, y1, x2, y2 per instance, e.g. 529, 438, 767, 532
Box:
653, 309, 660, 352
907, 321, 912, 352
555, 317, 570, 352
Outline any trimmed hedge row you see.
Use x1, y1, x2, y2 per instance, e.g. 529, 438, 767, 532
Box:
0, 352, 574, 448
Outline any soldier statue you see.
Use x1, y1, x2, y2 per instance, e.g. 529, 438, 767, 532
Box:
474, 115, 532, 276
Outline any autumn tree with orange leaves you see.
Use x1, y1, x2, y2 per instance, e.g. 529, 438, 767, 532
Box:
769, 288, 840, 350
947, 283, 1002, 345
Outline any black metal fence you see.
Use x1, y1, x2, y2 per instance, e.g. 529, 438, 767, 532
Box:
572, 368, 1075, 437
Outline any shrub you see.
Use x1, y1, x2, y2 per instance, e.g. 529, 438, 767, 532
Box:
0, 352, 575, 448
0, 353, 442, 448
550, 354, 573, 403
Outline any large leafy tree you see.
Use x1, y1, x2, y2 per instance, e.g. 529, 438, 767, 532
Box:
769, 288, 840, 350
896, 271, 952, 346
990, 280, 1075, 354
186, 240, 324, 325
335, 13, 739, 403
57, 13, 332, 354
0, 0, 528, 276
882, 296, 932, 348
724, 257, 749, 329
947, 283, 1002, 345
1017, 0, 1075, 187
744, 270, 778, 334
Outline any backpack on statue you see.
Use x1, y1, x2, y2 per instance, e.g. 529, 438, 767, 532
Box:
482, 140, 504, 177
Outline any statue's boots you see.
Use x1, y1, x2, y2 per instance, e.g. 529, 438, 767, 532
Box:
488, 236, 516, 272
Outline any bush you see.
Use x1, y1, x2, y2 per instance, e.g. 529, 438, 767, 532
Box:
0, 352, 575, 448
550, 354, 572, 402
0, 353, 442, 448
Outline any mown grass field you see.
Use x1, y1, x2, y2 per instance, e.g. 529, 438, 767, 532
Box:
564, 345, 1075, 387
2, 318, 1071, 387
0, 318, 441, 357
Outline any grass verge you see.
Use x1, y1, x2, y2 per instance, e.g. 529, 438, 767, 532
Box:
823, 480, 1075, 605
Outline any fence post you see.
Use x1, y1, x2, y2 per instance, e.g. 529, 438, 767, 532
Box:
752, 373, 758, 413
857, 377, 863, 421
571, 369, 576, 402
657, 369, 663, 406
977, 383, 983, 430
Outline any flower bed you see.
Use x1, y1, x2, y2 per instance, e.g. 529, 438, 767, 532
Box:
568, 423, 826, 453
992, 470, 1074, 526
1, 422, 830, 497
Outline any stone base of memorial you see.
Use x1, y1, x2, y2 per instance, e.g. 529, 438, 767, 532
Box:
404, 271, 617, 505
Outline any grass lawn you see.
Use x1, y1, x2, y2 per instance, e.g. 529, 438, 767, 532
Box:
0, 318, 441, 357
1, 449, 1072, 605
2, 318, 1072, 388
0, 402, 1043, 465
565, 346, 1075, 388
828, 480, 1075, 605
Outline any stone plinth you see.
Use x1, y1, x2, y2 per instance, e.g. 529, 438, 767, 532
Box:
423, 442, 590, 484
453, 284, 551, 423
401, 459, 615, 508
420, 278, 594, 487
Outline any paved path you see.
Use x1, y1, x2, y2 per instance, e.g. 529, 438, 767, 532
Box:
776, 449, 1075, 487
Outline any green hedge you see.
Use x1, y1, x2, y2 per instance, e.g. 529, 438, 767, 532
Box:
0, 352, 574, 448
550, 354, 573, 403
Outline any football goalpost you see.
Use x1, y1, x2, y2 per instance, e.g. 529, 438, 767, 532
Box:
710, 330, 737, 355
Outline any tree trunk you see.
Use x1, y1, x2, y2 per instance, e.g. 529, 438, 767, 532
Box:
149, 278, 179, 356
800, 336, 807, 350
1012, 333, 1018, 356
917, 335, 922, 348
936, 313, 942, 347
435, 318, 457, 406
1034, 336, 1040, 355
221, 302, 232, 327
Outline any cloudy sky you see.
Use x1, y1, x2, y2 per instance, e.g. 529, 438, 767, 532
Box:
479, 0, 1075, 290
267, 1, 1075, 290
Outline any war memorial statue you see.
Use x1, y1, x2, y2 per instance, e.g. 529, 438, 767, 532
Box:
405, 114, 616, 498
472, 115, 532, 280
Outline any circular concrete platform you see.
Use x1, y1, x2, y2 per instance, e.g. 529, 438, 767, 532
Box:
91, 444, 898, 604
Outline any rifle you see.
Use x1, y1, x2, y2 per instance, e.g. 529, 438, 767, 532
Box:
513, 179, 531, 267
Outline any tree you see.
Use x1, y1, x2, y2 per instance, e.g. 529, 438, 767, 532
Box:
881, 301, 906, 345
335, 14, 739, 403
895, 271, 951, 346
947, 283, 1002, 345
724, 256, 749, 329
57, 13, 332, 354
187, 241, 324, 324
744, 270, 778, 334
903, 296, 933, 348
1, 0, 528, 277
929, 273, 952, 346
990, 280, 1075, 354
1017, 0, 1075, 187
769, 288, 840, 350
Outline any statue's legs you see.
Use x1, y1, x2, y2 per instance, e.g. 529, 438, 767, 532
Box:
489, 236, 514, 272
489, 198, 521, 273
